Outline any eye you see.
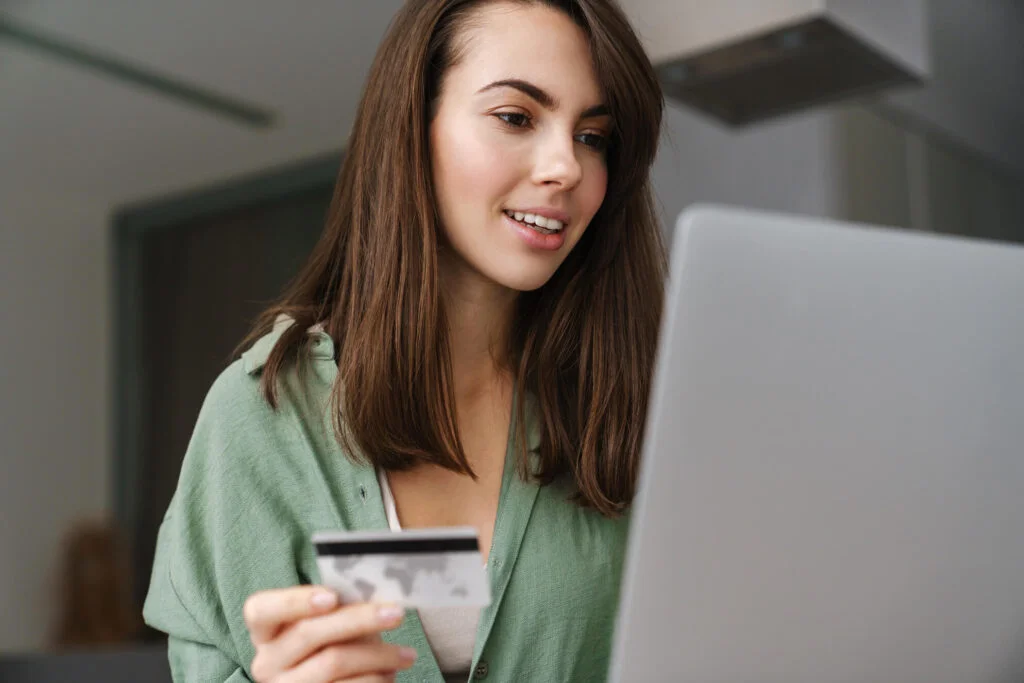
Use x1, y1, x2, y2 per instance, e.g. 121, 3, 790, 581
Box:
575, 132, 609, 152
495, 112, 531, 128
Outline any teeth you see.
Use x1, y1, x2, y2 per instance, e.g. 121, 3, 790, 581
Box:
505, 210, 565, 232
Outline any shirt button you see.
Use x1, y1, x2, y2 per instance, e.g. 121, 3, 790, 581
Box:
473, 660, 489, 679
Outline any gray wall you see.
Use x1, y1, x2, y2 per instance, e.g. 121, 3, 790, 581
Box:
832, 105, 1024, 241
885, 0, 1024, 179
0, 188, 112, 651
652, 103, 840, 240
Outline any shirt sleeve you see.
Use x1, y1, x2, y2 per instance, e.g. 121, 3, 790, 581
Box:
142, 360, 299, 682
168, 637, 253, 682
145, 508, 253, 682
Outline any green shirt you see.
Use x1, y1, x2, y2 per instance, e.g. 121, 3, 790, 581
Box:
143, 323, 630, 682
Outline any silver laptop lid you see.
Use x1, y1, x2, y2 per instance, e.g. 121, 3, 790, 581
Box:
611, 206, 1024, 683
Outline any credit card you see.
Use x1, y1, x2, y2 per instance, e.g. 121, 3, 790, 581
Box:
312, 527, 491, 608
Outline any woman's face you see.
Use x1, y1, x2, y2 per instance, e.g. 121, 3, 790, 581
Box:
430, 1, 610, 293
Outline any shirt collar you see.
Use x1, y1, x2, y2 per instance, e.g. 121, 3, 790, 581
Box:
241, 314, 333, 375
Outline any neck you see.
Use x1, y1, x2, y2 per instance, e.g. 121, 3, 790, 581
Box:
442, 261, 518, 405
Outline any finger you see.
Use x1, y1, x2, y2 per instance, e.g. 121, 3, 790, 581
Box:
244, 586, 340, 645
278, 642, 417, 683
270, 603, 405, 673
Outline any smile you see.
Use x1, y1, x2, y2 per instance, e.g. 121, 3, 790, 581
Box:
503, 209, 565, 234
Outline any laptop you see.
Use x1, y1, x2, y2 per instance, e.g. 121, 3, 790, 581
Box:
610, 206, 1024, 683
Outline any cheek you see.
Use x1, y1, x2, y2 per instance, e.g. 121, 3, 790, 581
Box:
433, 121, 519, 213
579, 160, 609, 222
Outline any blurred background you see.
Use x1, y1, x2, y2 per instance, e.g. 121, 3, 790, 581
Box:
1, 0, 1021, 678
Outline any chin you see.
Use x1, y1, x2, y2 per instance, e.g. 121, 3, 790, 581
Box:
490, 264, 560, 293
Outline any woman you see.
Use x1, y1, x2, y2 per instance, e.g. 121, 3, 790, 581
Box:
143, 0, 665, 680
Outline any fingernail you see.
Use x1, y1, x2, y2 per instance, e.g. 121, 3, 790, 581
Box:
378, 605, 405, 623
400, 647, 418, 662
310, 590, 338, 609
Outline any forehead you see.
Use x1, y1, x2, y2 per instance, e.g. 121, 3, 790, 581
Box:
446, 2, 603, 105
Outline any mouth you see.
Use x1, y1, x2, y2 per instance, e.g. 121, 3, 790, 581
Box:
503, 209, 566, 235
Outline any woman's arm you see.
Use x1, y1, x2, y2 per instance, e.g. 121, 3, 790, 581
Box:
142, 361, 295, 680
167, 636, 252, 682
145, 508, 253, 681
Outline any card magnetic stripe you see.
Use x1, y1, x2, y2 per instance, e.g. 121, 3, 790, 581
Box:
315, 537, 480, 556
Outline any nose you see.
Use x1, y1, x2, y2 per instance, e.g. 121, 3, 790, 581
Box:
531, 130, 583, 190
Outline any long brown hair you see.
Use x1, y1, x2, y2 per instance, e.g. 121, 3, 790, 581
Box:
242, 0, 665, 517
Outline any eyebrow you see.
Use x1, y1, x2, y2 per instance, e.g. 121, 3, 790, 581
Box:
477, 78, 610, 119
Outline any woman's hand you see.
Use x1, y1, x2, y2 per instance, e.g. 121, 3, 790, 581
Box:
244, 585, 417, 682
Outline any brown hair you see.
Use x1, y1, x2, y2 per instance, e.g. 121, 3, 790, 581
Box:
242, 0, 665, 517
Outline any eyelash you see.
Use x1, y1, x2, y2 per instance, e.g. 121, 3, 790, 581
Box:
494, 112, 608, 153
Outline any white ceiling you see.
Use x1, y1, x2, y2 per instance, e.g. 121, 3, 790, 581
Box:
1, 0, 1021, 212
0, 0, 403, 205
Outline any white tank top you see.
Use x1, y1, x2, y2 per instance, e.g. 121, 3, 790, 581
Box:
377, 470, 482, 680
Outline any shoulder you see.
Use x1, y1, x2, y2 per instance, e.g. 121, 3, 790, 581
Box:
200, 319, 337, 439
197, 356, 272, 435
179, 320, 341, 495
